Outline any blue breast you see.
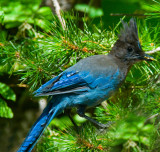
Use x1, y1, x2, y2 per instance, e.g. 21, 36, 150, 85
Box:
71, 69, 122, 107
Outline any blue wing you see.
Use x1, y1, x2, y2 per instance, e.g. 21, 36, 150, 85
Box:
34, 71, 91, 96
33, 55, 120, 97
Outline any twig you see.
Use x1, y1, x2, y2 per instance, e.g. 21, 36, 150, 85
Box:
9, 83, 29, 88
110, 13, 150, 17
82, 41, 107, 49
144, 113, 159, 125
51, 0, 66, 30
146, 47, 160, 54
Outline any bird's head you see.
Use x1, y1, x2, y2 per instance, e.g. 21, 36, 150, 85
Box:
110, 18, 154, 65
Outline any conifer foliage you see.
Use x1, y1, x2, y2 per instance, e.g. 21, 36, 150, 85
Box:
0, 0, 160, 151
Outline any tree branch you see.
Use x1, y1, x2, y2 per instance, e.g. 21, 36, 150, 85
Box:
51, 0, 66, 30
146, 47, 160, 54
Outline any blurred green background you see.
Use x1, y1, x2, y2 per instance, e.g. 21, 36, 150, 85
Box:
0, 0, 160, 152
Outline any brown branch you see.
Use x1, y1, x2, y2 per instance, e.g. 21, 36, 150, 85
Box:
9, 84, 29, 88
77, 136, 104, 151
62, 39, 90, 53
110, 13, 150, 17
82, 41, 107, 49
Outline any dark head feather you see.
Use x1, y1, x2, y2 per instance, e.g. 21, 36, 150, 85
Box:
110, 18, 154, 63
118, 18, 139, 43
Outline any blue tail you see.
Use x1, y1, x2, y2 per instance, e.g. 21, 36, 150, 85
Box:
17, 99, 62, 152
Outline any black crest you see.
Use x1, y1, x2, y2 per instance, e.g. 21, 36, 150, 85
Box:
119, 18, 139, 43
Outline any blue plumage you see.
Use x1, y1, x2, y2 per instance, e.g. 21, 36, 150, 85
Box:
17, 19, 154, 152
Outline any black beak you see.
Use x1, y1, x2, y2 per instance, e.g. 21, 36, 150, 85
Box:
138, 53, 155, 61
143, 54, 155, 61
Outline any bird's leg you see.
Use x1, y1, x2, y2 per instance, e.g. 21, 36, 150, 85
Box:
64, 109, 79, 132
77, 106, 112, 128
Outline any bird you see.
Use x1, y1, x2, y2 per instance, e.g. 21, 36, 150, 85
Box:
17, 18, 154, 152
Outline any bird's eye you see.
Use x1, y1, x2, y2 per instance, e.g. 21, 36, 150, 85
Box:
127, 46, 133, 52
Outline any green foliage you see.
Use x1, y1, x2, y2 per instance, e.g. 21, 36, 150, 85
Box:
0, 99, 13, 118
1, 12, 117, 90
32, 14, 160, 151
35, 113, 158, 152
0, 0, 160, 151
108, 116, 154, 146
0, 82, 16, 118
142, 0, 160, 20
0, 10, 4, 24
0, 0, 52, 29
0, 82, 16, 101
36, 123, 106, 152
75, 4, 103, 18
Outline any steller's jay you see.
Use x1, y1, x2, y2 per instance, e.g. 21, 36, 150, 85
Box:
17, 18, 154, 152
